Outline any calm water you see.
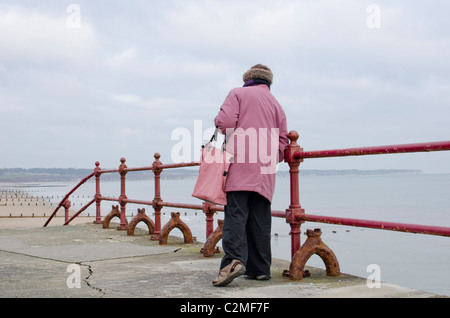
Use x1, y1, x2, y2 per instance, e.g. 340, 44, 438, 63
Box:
17, 173, 450, 296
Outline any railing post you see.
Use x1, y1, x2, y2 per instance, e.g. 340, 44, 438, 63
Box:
284, 130, 305, 258
63, 200, 71, 224
202, 202, 215, 240
151, 153, 162, 240
118, 157, 128, 230
94, 161, 102, 224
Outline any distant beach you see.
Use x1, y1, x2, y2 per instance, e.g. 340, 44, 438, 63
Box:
0, 186, 92, 229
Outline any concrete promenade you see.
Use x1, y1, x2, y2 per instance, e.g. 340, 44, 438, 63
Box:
0, 219, 443, 299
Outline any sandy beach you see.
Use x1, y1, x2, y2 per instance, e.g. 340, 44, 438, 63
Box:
0, 187, 93, 229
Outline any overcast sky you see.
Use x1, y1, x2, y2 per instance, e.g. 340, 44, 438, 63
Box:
1, 0, 449, 173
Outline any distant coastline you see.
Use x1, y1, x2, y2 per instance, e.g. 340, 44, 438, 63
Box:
0, 167, 422, 183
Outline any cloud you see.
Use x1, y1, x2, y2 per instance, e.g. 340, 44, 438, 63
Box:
0, 5, 96, 67
0, 1, 449, 172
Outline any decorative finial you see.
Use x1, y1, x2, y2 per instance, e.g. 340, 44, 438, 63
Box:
288, 130, 299, 143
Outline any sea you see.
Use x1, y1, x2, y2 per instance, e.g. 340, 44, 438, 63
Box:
11, 172, 450, 297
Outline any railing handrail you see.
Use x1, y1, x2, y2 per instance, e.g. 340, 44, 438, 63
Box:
301, 214, 450, 237
43, 172, 95, 227
294, 140, 450, 159
96, 161, 202, 175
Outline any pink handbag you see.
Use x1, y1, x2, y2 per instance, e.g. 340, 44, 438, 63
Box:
192, 129, 233, 205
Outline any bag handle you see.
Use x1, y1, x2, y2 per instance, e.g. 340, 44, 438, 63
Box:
210, 127, 219, 143
210, 127, 230, 152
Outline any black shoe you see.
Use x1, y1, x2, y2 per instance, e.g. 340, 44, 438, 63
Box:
244, 274, 271, 281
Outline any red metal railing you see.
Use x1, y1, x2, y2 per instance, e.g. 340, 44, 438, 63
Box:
284, 130, 450, 256
295, 141, 450, 159
44, 154, 285, 243
44, 130, 450, 259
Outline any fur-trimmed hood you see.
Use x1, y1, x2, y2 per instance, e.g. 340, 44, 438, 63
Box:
242, 64, 273, 85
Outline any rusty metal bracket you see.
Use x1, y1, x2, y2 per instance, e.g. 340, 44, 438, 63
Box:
201, 219, 223, 257
289, 228, 340, 280
102, 205, 128, 229
127, 208, 155, 236
159, 212, 193, 245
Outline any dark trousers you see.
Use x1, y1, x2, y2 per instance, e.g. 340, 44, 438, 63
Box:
220, 191, 272, 276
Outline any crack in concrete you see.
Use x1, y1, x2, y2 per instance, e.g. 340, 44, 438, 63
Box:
80, 262, 105, 295
1, 248, 105, 295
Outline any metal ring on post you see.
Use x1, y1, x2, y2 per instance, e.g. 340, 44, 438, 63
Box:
127, 208, 155, 236
289, 228, 340, 280
103, 205, 126, 229
201, 219, 223, 257
159, 212, 193, 245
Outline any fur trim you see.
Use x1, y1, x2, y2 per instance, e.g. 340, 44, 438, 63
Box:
242, 64, 273, 85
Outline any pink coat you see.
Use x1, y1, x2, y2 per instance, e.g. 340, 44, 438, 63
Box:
214, 84, 289, 203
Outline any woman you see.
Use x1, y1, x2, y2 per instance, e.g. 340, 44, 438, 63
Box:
212, 64, 289, 287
